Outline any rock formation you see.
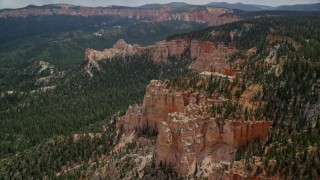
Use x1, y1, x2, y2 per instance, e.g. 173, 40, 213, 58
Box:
117, 80, 185, 134
190, 41, 237, 74
85, 39, 190, 65
0, 5, 240, 26
156, 99, 271, 176
85, 39, 145, 71
116, 80, 271, 176
85, 39, 237, 74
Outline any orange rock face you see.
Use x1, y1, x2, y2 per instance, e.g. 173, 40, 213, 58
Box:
224, 68, 240, 76
85, 39, 144, 61
231, 121, 271, 146
84, 39, 189, 66
200, 41, 214, 54
116, 80, 185, 134
190, 40, 201, 59
116, 105, 142, 134
0, 6, 240, 26
149, 42, 169, 63
167, 40, 189, 58
116, 80, 271, 176
86, 39, 237, 76
84, 39, 147, 74
156, 105, 271, 175
191, 42, 237, 74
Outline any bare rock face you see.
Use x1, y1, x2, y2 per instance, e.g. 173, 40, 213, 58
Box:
85, 39, 144, 62
84, 39, 146, 75
190, 40, 201, 59
116, 80, 271, 176
157, 103, 213, 175
116, 105, 142, 134
230, 121, 271, 146
85, 39, 237, 77
166, 39, 190, 58
84, 39, 191, 65
0, 6, 240, 26
147, 39, 191, 62
116, 80, 185, 134
190, 41, 237, 74
142, 85, 185, 130
155, 7, 238, 25
156, 99, 271, 176
149, 42, 169, 63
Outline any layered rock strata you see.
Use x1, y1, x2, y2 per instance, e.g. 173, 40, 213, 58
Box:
116, 80, 271, 176
156, 101, 271, 175
0, 6, 240, 26
85, 39, 237, 74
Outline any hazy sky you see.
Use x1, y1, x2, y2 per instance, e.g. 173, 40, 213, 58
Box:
1, 0, 319, 9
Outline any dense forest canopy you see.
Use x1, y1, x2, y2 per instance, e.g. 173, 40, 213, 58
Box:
0, 15, 206, 68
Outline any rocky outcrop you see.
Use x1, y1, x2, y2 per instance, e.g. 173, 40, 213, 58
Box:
116, 80, 271, 176
156, 103, 213, 175
85, 39, 237, 74
156, 101, 271, 176
116, 105, 142, 134
190, 41, 237, 74
117, 80, 185, 134
84, 39, 149, 76
0, 6, 240, 26
85, 39, 190, 65
155, 7, 240, 25
85, 39, 145, 71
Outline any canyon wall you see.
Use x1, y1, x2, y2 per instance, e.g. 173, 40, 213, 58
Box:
156, 97, 271, 176
85, 39, 237, 74
0, 6, 240, 26
116, 80, 271, 176
0, 5, 170, 18
85, 39, 192, 63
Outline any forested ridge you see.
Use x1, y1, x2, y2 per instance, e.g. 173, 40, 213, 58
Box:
168, 14, 320, 179
0, 15, 206, 68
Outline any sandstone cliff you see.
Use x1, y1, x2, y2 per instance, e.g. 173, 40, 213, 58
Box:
190, 41, 237, 74
0, 5, 240, 26
85, 39, 237, 75
117, 80, 185, 134
116, 80, 271, 177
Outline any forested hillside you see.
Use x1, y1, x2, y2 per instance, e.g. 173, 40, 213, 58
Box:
168, 13, 320, 179
0, 54, 191, 159
0, 15, 205, 68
